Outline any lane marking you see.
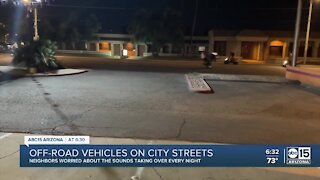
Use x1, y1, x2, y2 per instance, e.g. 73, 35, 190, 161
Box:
0, 133, 12, 140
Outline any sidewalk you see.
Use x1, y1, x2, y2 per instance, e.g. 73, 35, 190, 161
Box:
1, 133, 319, 180
286, 65, 320, 87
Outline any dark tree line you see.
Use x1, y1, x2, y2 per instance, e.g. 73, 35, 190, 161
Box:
39, 12, 101, 49
129, 8, 185, 56
0, 6, 101, 49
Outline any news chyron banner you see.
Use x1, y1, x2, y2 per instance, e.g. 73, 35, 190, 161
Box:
20, 136, 320, 167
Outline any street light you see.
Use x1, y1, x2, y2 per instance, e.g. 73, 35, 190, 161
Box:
1, 0, 50, 41
21, 0, 42, 41
303, 0, 320, 64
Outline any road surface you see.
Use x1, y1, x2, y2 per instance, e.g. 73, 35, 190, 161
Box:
1, 54, 319, 144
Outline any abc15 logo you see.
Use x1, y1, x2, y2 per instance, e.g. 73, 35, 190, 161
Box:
287, 147, 311, 160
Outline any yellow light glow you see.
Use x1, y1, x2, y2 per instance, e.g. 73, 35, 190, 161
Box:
270, 40, 285, 47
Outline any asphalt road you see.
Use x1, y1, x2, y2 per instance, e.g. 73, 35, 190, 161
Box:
1, 54, 320, 144
56, 55, 286, 76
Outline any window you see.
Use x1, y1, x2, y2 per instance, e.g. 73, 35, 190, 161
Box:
147, 44, 153, 53
124, 42, 135, 51
288, 42, 293, 53
99, 42, 111, 51
89, 43, 96, 51
269, 40, 284, 57
298, 46, 312, 57
214, 41, 227, 56
290, 41, 313, 57
162, 45, 170, 53
172, 46, 182, 54
269, 46, 283, 57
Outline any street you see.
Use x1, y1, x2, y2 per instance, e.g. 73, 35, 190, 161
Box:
0, 54, 319, 144
56, 55, 286, 76
1, 54, 320, 180
1, 0, 320, 178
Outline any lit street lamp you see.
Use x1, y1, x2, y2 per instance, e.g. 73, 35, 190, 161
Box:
1, 0, 50, 41
21, 0, 43, 41
303, 0, 319, 64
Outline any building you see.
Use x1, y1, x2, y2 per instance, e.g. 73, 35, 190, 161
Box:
84, 33, 208, 58
209, 29, 320, 62
60, 29, 320, 63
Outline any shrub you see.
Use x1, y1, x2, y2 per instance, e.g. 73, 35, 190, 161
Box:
12, 40, 63, 72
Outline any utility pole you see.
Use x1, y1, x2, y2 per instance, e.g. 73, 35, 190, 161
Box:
292, 0, 302, 67
33, 6, 39, 41
190, 0, 199, 55
21, 0, 42, 41
303, 0, 313, 64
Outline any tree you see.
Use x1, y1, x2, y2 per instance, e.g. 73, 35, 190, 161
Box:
41, 12, 101, 50
1, 0, 53, 42
57, 12, 82, 49
129, 8, 184, 56
0, 22, 6, 43
83, 14, 101, 40
2, 1, 101, 47
36, 12, 101, 50
12, 40, 63, 72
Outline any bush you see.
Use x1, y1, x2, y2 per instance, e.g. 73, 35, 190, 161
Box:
12, 40, 63, 72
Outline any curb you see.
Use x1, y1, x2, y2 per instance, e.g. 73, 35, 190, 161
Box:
25, 69, 88, 77
286, 66, 320, 88
186, 73, 288, 93
201, 73, 288, 83
0, 66, 88, 77
185, 74, 212, 93
0, 66, 27, 78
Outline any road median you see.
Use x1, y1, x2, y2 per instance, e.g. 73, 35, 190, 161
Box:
0, 66, 88, 78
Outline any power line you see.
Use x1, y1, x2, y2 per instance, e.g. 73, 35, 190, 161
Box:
43, 4, 319, 11
46, 4, 127, 10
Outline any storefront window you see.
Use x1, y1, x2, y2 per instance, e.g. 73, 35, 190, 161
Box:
99, 42, 111, 51
269, 46, 283, 57
127, 42, 135, 51
298, 46, 313, 57
269, 40, 284, 57
162, 45, 170, 53
172, 46, 182, 54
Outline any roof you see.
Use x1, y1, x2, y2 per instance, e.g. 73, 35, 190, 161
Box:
211, 29, 320, 39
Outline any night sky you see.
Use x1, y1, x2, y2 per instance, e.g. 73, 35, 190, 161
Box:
0, 0, 319, 35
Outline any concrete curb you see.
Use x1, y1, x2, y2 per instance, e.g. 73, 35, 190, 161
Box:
0, 66, 27, 78
186, 73, 288, 93
25, 69, 88, 77
0, 66, 88, 77
286, 66, 320, 88
185, 74, 212, 93
201, 73, 288, 83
